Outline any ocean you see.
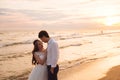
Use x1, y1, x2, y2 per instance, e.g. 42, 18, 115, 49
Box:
0, 30, 120, 80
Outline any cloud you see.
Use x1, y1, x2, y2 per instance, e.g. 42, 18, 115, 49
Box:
0, 0, 120, 31
0, 8, 10, 15
0, 8, 68, 22
0, 9, 43, 29
20, 9, 67, 21
0, 12, 6, 15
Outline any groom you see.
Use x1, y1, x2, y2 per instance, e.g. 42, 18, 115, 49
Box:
38, 30, 59, 80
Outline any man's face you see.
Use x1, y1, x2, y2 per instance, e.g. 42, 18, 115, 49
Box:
40, 36, 47, 43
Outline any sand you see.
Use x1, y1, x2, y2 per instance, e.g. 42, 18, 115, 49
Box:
59, 54, 120, 80
99, 65, 120, 80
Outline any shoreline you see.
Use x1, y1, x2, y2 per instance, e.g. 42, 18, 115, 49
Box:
99, 65, 120, 80
1, 52, 120, 80
59, 54, 120, 80
1, 57, 101, 80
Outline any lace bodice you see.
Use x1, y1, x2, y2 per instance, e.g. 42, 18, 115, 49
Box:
35, 52, 45, 60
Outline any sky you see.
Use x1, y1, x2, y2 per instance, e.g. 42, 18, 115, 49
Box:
0, 0, 120, 31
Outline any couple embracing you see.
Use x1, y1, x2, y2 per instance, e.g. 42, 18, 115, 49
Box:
28, 30, 59, 80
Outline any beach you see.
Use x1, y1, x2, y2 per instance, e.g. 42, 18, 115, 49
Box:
0, 30, 120, 80
59, 53, 120, 80
1, 0, 120, 79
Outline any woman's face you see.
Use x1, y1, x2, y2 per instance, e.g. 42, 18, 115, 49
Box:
37, 41, 43, 50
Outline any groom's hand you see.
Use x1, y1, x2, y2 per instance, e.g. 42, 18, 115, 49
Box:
50, 67, 54, 74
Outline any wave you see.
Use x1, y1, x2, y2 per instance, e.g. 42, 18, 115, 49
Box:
0, 34, 82, 48
60, 56, 108, 70
55, 34, 82, 40
59, 43, 82, 49
0, 40, 33, 48
2, 31, 115, 48
0, 32, 4, 34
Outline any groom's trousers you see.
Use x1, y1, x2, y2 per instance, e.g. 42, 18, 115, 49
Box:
47, 65, 59, 80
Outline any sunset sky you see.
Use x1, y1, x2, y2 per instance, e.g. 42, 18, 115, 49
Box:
0, 0, 120, 31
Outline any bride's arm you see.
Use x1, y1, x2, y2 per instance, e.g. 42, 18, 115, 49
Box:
42, 49, 47, 62
34, 54, 45, 65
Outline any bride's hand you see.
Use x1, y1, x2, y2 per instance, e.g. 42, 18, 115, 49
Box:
50, 67, 54, 74
44, 49, 47, 55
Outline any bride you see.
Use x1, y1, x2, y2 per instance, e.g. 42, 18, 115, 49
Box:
28, 39, 48, 80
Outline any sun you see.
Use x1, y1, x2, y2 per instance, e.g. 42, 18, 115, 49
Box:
94, 6, 120, 26
104, 17, 120, 26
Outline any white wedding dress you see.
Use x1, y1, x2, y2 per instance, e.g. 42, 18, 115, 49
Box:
28, 52, 48, 80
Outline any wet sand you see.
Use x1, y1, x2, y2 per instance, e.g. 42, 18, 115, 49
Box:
59, 54, 120, 80
99, 65, 120, 80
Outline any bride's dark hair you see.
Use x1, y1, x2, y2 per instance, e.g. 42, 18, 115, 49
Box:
32, 39, 39, 65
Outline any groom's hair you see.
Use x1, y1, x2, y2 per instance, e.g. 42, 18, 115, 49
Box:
38, 30, 50, 38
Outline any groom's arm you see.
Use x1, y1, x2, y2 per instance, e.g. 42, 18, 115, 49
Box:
50, 42, 59, 74
51, 42, 59, 67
